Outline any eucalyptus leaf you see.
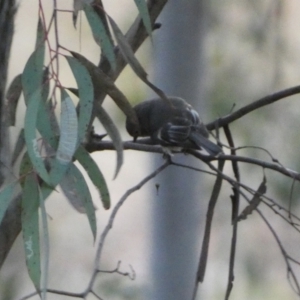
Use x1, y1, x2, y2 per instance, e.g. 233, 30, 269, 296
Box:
133, 0, 153, 40
0, 182, 18, 224
5, 74, 22, 126
11, 129, 25, 166
65, 56, 94, 143
97, 105, 123, 179
75, 146, 110, 209
62, 163, 97, 240
39, 185, 49, 299
83, 3, 116, 70
56, 89, 78, 163
22, 25, 45, 105
21, 173, 41, 291
69, 51, 139, 131
108, 16, 167, 101
24, 88, 51, 185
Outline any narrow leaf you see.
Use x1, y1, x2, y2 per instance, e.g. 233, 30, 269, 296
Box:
109, 16, 147, 78
108, 16, 167, 100
69, 51, 139, 132
36, 68, 58, 150
22, 28, 45, 105
5, 74, 22, 126
11, 129, 25, 166
37, 99, 59, 150
22, 22, 49, 184
24, 88, 51, 185
19, 152, 33, 186
83, 3, 116, 70
75, 146, 110, 209
39, 186, 49, 299
0, 182, 17, 224
133, 0, 152, 40
22, 173, 41, 291
60, 170, 87, 213
35, 17, 45, 50
97, 106, 123, 178
56, 89, 78, 163
62, 163, 97, 240
49, 90, 78, 186
65, 56, 94, 143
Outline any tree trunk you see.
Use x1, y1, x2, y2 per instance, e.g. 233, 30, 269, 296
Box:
150, 1, 208, 299
0, 0, 17, 269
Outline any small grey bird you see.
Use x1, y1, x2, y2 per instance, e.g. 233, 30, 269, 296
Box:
126, 97, 222, 156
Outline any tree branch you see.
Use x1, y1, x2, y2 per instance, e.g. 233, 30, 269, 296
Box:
206, 85, 300, 130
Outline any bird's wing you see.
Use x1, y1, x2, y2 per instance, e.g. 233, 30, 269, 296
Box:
157, 118, 191, 145
189, 131, 222, 156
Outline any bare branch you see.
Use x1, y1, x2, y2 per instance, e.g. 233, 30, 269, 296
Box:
192, 159, 225, 299
223, 125, 240, 300
206, 85, 300, 130
85, 160, 170, 293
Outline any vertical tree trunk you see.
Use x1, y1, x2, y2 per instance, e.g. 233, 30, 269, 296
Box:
150, 1, 208, 299
0, 0, 18, 269
0, 0, 15, 184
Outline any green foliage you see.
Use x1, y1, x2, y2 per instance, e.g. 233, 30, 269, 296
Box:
84, 3, 116, 71
0, 182, 17, 224
75, 146, 110, 209
21, 173, 41, 291
133, 0, 153, 40
3, 0, 154, 291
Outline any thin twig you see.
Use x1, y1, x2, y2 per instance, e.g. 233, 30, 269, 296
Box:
223, 125, 240, 300
192, 159, 225, 299
84, 160, 170, 294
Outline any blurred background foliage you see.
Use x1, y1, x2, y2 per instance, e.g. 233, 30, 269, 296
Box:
1, 0, 300, 299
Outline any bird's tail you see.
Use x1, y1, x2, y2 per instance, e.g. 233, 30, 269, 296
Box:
190, 132, 223, 156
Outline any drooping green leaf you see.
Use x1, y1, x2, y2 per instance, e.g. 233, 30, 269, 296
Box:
109, 16, 147, 78
24, 88, 51, 185
11, 129, 25, 166
69, 51, 139, 137
61, 163, 97, 240
49, 90, 78, 186
19, 152, 33, 186
40, 182, 55, 203
65, 56, 94, 143
5, 74, 22, 126
75, 146, 110, 209
35, 67, 58, 151
60, 170, 86, 213
21, 173, 41, 291
39, 186, 49, 299
22, 20, 50, 184
133, 0, 152, 40
35, 17, 45, 50
0, 182, 18, 224
57, 89, 78, 163
108, 16, 167, 101
37, 99, 59, 150
22, 27, 45, 105
97, 106, 123, 179
83, 3, 116, 70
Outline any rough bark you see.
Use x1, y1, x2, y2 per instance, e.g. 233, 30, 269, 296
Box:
0, 0, 17, 269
